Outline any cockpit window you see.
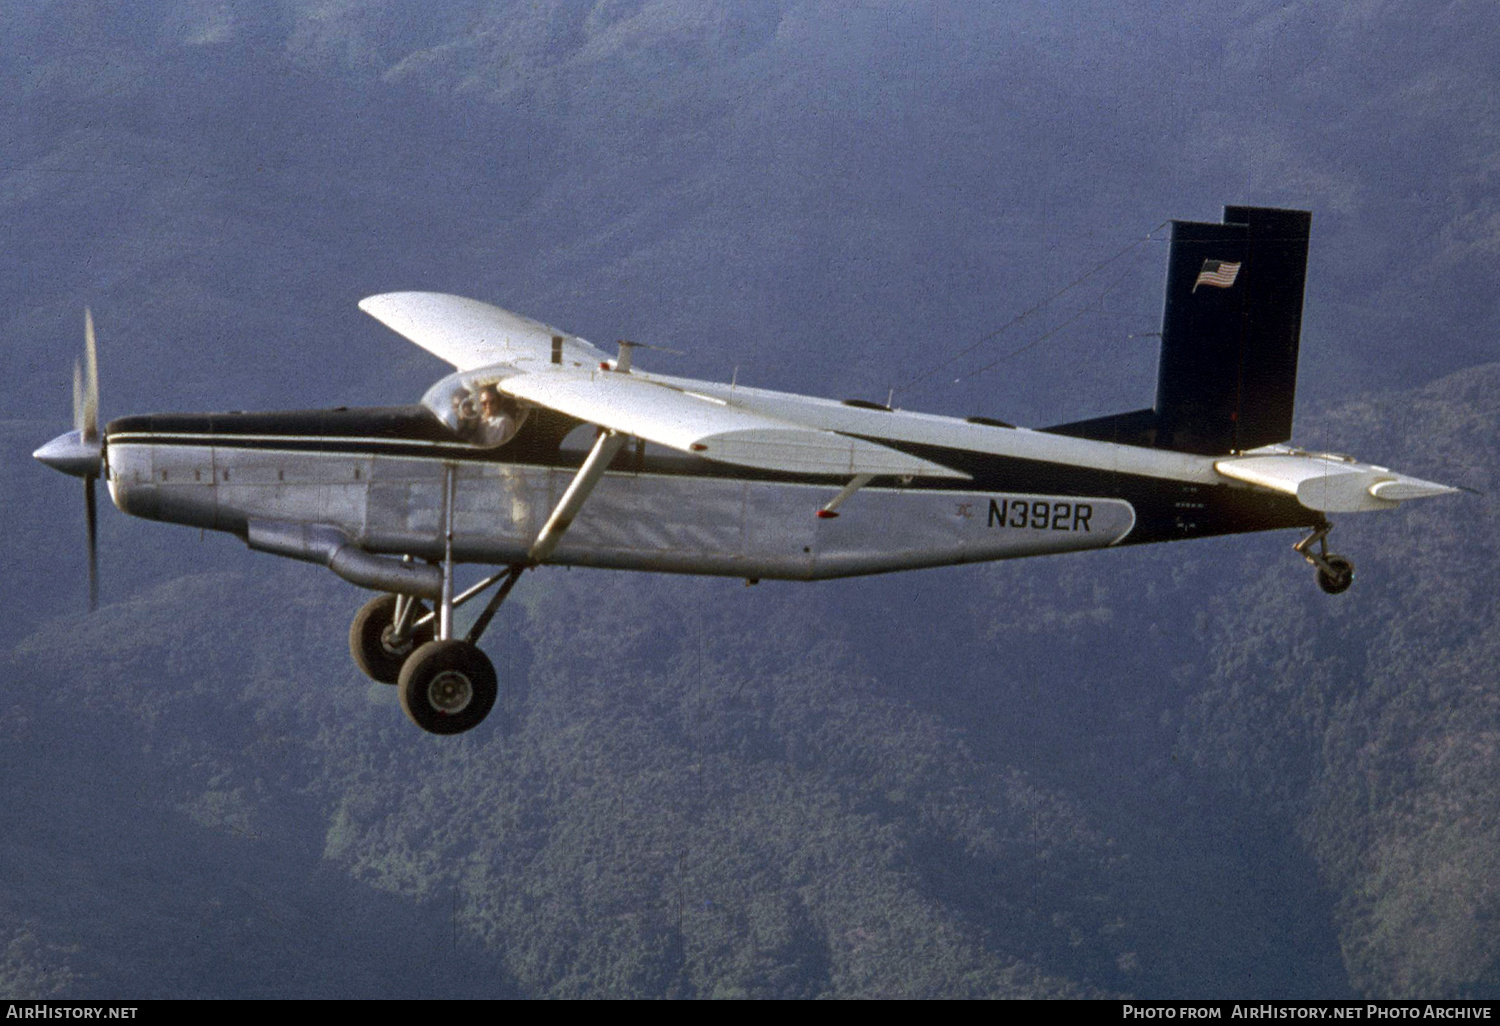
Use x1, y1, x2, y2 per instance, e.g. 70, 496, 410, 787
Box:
452, 384, 530, 448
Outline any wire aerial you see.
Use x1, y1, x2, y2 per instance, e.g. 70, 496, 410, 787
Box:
892, 221, 1168, 404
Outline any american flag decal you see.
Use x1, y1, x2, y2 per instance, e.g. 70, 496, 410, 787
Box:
1193, 259, 1242, 292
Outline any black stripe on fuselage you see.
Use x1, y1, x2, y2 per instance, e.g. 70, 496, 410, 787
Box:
106, 405, 1323, 546
839, 431, 1323, 545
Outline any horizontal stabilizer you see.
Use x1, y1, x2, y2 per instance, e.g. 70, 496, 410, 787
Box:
1215, 452, 1457, 513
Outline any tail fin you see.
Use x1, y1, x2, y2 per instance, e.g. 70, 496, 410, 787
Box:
1048, 205, 1311, 456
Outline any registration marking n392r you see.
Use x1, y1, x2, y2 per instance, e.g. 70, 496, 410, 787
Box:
987, 497, 1093, 532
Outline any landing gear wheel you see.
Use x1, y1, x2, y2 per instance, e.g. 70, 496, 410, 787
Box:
1296, 525, 1357, 597
398, 640, 498, 735
1316, 555, 1355, 595
350, 594, 433, 684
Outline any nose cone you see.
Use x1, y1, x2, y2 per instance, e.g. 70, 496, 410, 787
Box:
34, 429, 103, 478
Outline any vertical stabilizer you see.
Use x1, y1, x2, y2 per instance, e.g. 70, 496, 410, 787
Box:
1047, 205, 1311, 455
1155, 205, 1311, 454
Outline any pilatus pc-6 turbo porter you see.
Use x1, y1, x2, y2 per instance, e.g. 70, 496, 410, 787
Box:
35, 206, 1457, 734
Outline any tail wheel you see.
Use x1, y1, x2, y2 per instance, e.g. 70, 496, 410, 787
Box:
1316, 555, 1355, 595
350, 594, 433, 684
398, 640, 498, 735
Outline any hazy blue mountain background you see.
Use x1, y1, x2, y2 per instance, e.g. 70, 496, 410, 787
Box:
2, 0, 1497, 998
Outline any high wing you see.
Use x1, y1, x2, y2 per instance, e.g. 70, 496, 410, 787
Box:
360, 291, 968, 480
359, 292, 609, 371
498, 368, 969, 478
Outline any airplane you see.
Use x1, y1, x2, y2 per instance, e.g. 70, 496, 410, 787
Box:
34, 205, 1458, 735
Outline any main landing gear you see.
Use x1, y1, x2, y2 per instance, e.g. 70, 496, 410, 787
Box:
350, 447, 615, 735
352, 465, 536, 735
349, 565, 526, 734
1295, 523, 1355, 595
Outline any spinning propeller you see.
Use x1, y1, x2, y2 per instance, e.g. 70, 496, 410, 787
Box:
33, 309, 105, 610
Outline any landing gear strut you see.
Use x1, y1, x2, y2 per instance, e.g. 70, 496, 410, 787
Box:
1295, 523, 1355, 595
349, 446, 596, 733
398, 563, 525, 734
393, 465, 528, 734
346, 564, 527, 732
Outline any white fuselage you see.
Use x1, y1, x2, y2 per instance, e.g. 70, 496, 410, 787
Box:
105, 434, 1136, 580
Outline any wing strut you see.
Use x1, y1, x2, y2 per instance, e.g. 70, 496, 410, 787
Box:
816, 474, 875, 519
529, 428, 628, 564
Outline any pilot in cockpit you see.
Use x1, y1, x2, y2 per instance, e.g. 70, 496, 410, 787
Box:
467, 384, 528, 448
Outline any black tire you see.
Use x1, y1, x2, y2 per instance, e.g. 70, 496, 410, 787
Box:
1316, 555, 1355, 595
350, 594, 433, 684
398, 640, 498, 735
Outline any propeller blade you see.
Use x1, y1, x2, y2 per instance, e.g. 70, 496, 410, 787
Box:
69, 307, 103, 609
81, 307, 100, 441
72, 358, 85, 434
36, 307, 108, 609
84, 474, 99, 611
